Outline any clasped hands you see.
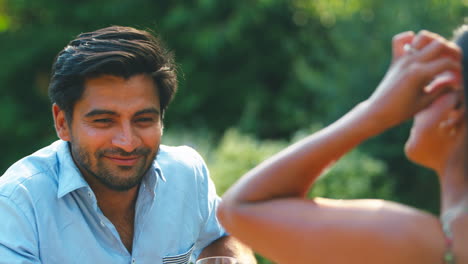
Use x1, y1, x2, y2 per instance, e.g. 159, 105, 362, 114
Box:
365, 30, 462, 129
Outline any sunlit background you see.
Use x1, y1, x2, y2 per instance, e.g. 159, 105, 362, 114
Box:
0, 1, 466, 262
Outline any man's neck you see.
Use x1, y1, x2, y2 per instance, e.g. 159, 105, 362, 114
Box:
76, 163, 140, 213
93, 185, 139, 218
86, 177, 139, 253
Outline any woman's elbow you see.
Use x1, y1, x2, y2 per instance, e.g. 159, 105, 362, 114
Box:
217, 198, 235, 230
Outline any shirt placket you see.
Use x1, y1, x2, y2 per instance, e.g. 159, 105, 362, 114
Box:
130, 181, 156, 263
85, 188, 131, 257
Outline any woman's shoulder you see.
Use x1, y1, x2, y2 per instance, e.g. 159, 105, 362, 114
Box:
312, 197, 446, 264
315, 197, 441, 238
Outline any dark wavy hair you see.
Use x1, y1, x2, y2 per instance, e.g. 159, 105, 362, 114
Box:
452, 25, 468, 178
453, 25, 468, 102
48, 26, 178, 122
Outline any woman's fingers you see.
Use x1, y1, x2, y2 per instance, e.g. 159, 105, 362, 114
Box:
411, 30, 442, 50
399, 30, 462, 93
419, 56, 460, 82
415, 37, 461, 62
403, 57, 460, 98
392, 31, 415, 60
368, 30, 462, 126
424, 70, 461, 93
404, 57, 462, 116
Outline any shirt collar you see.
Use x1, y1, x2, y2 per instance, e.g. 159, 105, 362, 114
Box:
140, 160, 165, 197
56, 140, 89, 199
152, 158, 166, 182
55, 140, 166, 199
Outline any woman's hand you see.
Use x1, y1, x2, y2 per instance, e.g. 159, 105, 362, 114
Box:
366, 30, 462, 130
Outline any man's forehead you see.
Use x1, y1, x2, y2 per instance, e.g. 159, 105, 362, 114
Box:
74, 74, 161, 116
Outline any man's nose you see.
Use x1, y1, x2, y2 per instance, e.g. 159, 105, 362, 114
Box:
111, 123, 141, 153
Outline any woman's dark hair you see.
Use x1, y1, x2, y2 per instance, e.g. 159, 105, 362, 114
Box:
453, 25, 468, 178
453, 25, 468, 102
48, 26, 178, 121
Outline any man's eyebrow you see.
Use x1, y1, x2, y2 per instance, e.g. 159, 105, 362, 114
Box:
84, 108, 160, 118
85, 109, 118, 117
135, 108, 160, 116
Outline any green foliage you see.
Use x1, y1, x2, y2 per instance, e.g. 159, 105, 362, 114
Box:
162, 127, 287, 195
293, 125, 392, 200
310, 149, 392, 200
164, 126, 392, 199
0, 0, 466, 261
207, 129, 287, 194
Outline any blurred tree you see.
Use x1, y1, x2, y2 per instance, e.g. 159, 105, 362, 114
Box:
1, 0, 466, 262
0, 0, 466, 228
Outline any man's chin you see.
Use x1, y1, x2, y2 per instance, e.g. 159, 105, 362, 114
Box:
99, 176, 143, 192
116, 165, 135, 171
94, 168, 145, 191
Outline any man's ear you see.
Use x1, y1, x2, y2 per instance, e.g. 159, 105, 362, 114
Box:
52, 104, 71, 141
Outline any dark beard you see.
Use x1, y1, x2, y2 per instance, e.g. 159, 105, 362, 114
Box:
69, 142, 156, 192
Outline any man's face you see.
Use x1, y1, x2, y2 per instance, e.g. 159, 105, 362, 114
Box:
58, 74, 162, 191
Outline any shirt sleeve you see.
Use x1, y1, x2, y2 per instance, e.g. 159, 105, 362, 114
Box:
0, 195, 41, 264
190, 150, 228, 259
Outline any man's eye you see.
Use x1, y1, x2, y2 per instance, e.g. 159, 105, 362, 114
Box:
136, 118, 154, 123
93, 119, 112, 123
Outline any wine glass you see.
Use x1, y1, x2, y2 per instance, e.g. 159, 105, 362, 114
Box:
195, 256, 238, 264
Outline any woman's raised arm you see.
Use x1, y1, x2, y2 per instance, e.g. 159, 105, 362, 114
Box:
217, 30, 461, 264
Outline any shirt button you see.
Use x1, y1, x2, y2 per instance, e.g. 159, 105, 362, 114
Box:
100, 221, 105, 227
88, 192, 92, 197
132, 259, 136, 264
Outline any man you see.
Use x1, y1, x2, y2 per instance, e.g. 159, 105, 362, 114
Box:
0, 26, 255, 264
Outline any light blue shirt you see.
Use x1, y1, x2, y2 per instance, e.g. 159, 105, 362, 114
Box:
0, 140, 227, 264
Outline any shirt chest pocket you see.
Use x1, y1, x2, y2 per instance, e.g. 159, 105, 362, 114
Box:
162, 244, 195, 264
